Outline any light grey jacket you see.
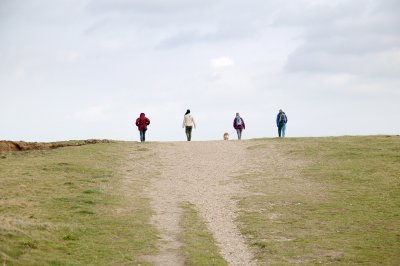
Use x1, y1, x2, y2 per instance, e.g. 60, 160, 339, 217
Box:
182, 114, 196, 128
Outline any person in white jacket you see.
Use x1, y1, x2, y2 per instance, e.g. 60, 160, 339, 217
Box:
182, 109, 196, 141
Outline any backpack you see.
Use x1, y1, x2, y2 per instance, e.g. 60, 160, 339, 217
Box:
279, 113, 286, 124
236, 116, 243, 126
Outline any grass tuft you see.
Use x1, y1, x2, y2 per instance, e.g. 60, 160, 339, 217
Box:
179, 202, 228, 265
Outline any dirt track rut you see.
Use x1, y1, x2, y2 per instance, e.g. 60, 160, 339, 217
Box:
143, 141, 256, 266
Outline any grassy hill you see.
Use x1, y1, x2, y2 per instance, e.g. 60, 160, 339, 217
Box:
0, 142, 158, 265
1, 136, 399, 265
238, 136, 400, 265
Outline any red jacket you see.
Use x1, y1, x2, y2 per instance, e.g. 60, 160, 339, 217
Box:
135, 113, 150, 131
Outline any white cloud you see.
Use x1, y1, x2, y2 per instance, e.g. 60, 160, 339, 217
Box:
66, 105, 112, 123
1, 0, 399, 141
210, 57, 235, 68
62, 51, 82, 63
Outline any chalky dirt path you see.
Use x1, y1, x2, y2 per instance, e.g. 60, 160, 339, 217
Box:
143, 141, 257, 266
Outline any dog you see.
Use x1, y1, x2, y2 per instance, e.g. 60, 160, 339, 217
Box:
223, 132, 229, 140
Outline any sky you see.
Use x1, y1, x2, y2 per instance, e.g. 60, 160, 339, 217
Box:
1, 0, 399, 142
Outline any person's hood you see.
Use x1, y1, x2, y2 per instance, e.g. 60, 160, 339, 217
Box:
140, 113, 145, 117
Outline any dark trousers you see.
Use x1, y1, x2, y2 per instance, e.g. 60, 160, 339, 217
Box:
139, 129, 147, 142
278, 123, 286, 137
185, 126, 193, 141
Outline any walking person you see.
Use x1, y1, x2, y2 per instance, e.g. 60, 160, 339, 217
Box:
182, 109, 196, 141
276, 109, 288, 138
135, 113, 150, 142
233, 113, 245, 140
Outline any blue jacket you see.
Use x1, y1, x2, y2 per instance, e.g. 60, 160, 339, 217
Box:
276, 112, 287, 127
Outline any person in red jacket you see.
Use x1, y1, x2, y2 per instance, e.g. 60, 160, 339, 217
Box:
135, 113, 150, 142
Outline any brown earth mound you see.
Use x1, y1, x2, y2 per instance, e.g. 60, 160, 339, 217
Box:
0, 139, 112, 153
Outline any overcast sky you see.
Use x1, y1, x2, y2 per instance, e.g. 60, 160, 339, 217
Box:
1, 0, 399, 142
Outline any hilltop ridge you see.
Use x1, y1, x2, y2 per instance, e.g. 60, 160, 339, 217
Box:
0, 139, 112, 152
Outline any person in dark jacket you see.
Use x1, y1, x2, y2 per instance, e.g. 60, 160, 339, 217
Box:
135, 113, 150, 142
233, 113, 245, 140
276, 109, 288, 138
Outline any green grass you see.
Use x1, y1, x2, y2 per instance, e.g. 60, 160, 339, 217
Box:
0, 142, 158, 265
179, 202, 227, 266
239, 136, 400, 265
2, 136, 399, 265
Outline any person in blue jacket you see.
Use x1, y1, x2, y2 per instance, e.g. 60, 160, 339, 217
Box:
276, 109, 288, 137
